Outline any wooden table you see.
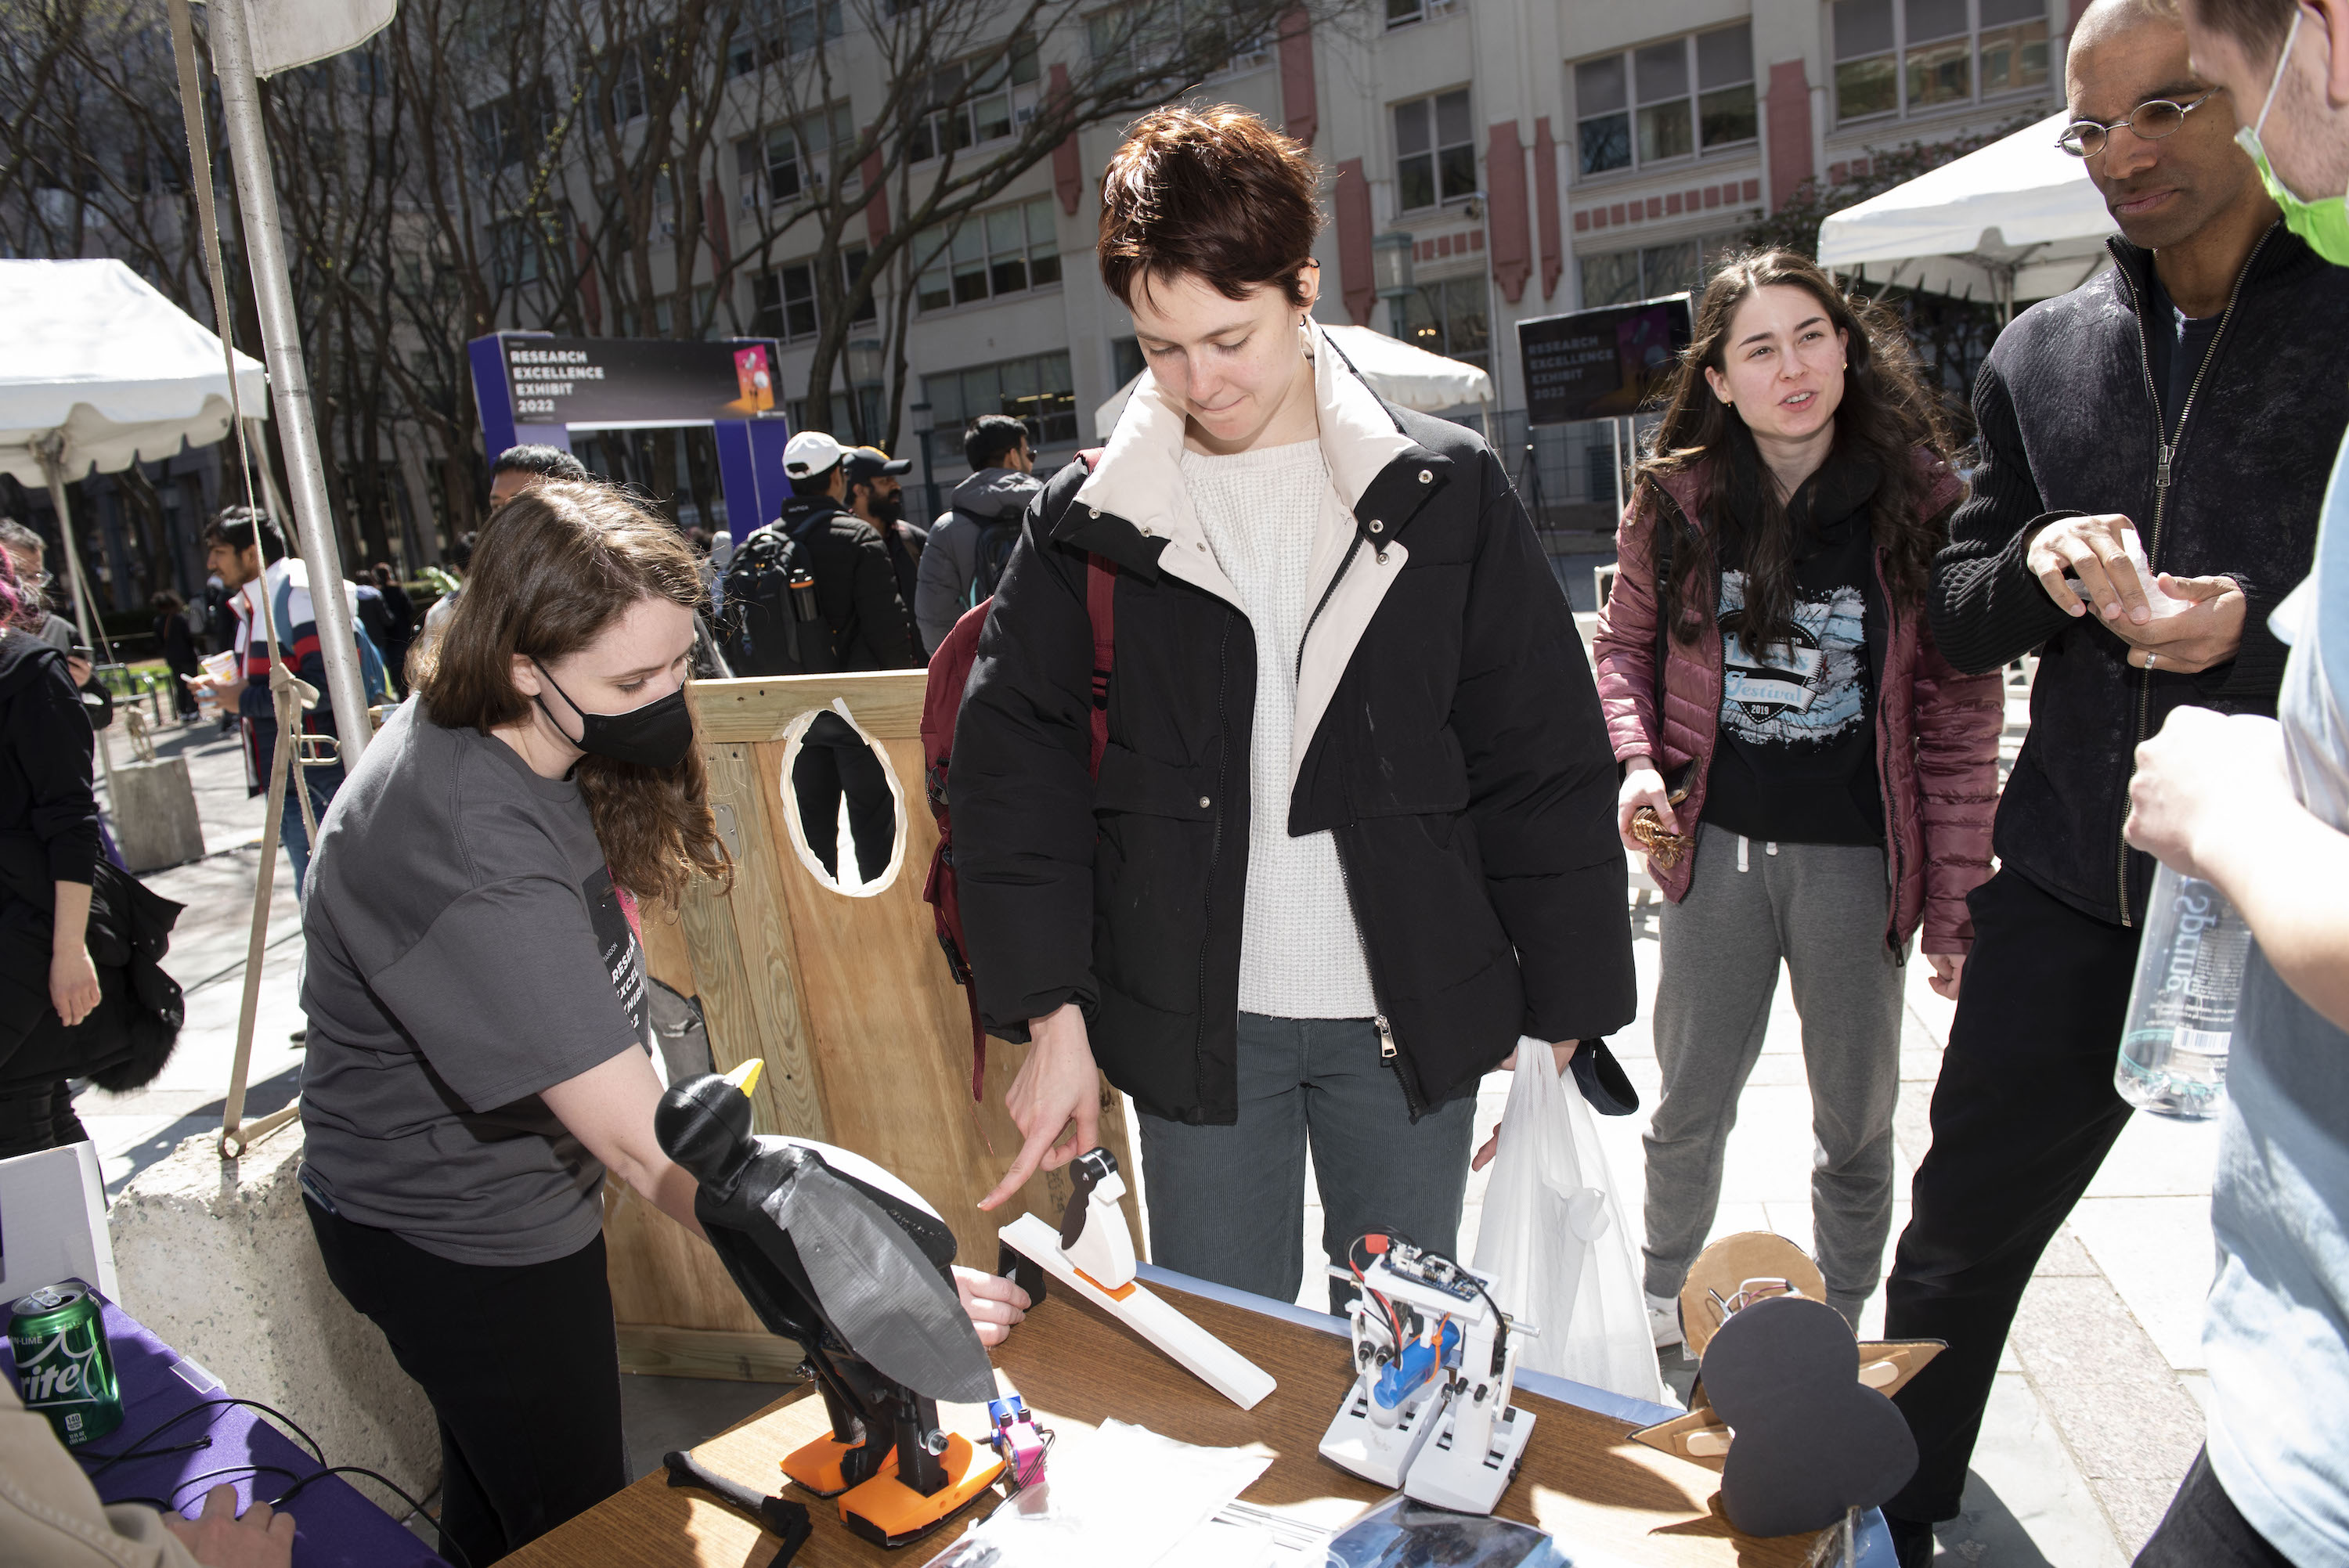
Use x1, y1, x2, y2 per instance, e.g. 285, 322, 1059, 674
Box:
507, 1272, 1817, 1567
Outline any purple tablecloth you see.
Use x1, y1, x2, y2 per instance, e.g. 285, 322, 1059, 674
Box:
2, 1290, 446, 1568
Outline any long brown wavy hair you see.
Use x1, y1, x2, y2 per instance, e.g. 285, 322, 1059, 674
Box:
413, 481, 731, 907
1638, 250, 1954, 651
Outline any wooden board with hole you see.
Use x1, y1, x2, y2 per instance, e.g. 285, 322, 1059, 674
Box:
605, 672, 1140, 1375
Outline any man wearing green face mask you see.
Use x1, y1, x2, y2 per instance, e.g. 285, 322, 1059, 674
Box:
1882, 2, 2349, 1561
2125, 7, 2349, 1565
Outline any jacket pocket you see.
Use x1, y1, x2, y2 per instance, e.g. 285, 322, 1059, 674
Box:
1092, 742, 1217, 1015
1347, 730, 1470, 818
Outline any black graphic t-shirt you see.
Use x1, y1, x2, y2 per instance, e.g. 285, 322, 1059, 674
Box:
1702, 454, 1887, 847
298, 703, 655, 1266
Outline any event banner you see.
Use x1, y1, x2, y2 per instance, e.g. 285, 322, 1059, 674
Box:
1517, 296, 1693, 426
500, 336, 784, 427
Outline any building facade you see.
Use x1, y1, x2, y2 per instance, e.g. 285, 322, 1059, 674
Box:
689, 0, 2076, 517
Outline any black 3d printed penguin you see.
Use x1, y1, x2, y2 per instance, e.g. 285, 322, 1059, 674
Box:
1700, 1294, 1918, 1539
655, 1060, 1005, 1547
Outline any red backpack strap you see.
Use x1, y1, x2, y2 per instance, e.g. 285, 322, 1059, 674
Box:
1076, 447, 1115, 779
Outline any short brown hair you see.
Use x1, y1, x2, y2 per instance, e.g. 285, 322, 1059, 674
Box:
415, 479, 730, 906
2180, 0, 2294, 67
1097, 105, 1323, 310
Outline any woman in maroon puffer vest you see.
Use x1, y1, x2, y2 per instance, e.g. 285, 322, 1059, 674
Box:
1593, 251, 2004, 1345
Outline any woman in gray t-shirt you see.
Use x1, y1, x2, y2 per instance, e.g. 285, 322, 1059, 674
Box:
298, 481, 725, 1565
297, 482, 1025, 1565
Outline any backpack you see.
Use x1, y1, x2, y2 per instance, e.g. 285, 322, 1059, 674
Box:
960, 516, 1021, 615
718, 522, 835, 676
272, 575, 391, 707
922, 449, 1110, 1100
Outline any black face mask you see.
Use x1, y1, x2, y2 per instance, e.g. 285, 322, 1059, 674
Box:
536, 665, 695, 770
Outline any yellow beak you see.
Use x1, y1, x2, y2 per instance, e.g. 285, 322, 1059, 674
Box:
723, 1058, 766, 1101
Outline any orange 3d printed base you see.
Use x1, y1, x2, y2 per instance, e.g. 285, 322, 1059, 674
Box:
837, 1433, 1003, 1548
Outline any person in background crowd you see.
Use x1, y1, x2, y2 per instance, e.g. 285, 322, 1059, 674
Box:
951, 106, 1635, 1307
189, 507, 359, 896
1875, 2, 2349, 1559
204, 571, 234, 659
705, 528, 734, 618
417, 446, 594, 668
2122, 2, 2349, 1562
368, 564, 416, 696
914, 415, 1041, 654
152, 589, 203, 719
1593, 251, 2004, 1343
0, 519, 81, 668
846, 445, 926, 654
297, 481, 1023, 1566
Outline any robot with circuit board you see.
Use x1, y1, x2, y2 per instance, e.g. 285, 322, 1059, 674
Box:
1318, 1232, 1536, 1513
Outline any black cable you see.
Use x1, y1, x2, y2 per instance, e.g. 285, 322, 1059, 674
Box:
160, 1465, 306, 1505
77, 1397, 326, 1478
272, 1465, 473, 1568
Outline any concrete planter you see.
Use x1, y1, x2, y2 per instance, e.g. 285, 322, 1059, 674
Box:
109, 1123, 438, 1499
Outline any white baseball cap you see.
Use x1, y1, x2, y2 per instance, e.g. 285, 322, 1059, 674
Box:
783, 430, 846, 478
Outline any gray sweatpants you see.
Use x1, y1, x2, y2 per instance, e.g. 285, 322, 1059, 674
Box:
1642, 821, 1907, 1317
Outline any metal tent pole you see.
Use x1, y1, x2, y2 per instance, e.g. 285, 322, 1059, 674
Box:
34, 439, 98, 653
207, 0, 370, 768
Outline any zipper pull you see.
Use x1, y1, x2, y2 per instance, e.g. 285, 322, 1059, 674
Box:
2156, 443, 2173, 490
1374, 1015, 1396, 1059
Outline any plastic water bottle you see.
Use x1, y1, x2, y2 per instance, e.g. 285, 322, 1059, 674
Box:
2115, 863, 2251, 1119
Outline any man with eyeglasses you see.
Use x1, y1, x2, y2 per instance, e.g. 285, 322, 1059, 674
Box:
1878, 0, 2349, 1561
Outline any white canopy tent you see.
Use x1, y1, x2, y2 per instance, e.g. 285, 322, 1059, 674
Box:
1093, 320, 1495, 435
0, 258, 269, 648
1817, 110, 2120, 315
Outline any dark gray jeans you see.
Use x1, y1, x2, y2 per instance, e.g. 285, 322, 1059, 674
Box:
1137, 1013, 1477, 1313
1642, 822, 1907, 1317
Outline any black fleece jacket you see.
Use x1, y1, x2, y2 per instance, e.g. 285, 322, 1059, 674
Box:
1932, 224, 2349, 928
951, 406, 1635, 1125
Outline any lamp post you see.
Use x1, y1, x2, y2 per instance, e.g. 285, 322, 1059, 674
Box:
1372, 231, 1417, 340
846, 336, 885, 442
909, 399, 938, 523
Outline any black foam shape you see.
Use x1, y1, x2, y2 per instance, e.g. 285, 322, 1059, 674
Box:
1701, 1295, 1918, 1537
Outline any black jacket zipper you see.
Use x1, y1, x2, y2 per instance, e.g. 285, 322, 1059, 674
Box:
1297, 528, 1421, 1116
1194, 611, 1236, 1112
2112, 228, 2270, 925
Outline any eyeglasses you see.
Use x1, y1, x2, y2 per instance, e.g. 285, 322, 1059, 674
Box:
2058, 88, 2223, 158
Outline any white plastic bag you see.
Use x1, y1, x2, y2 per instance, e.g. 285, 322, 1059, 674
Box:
1472, 1036, 1665, 1405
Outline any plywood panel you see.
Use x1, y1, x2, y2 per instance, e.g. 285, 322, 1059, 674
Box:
638, 900, 697, 996
689, 671, 926, 743
604, 1183, 763, 1336
680, 742, 827, 1141
756, 728, 1140, 1274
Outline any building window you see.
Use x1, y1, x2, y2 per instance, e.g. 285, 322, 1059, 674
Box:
1399, 277, 1489, 372
739, 103, 855, 208
1394, 89, 1475, 213
751, 247, 875, 342
913, 196, 1061, 312
1578, 232, 1743, 307
729, 0, 843, 74
1834, 0, 2048, 124
1575, 25, 1755, 179
468, 86, 553, 173
1384, 0, 1455, 26
925, 351, 1078, 449
1087, 4, 1271, 74
490, 218, 544, 287
910, 38, 1041, 163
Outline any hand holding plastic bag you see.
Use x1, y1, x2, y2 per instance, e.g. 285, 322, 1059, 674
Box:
1472, 1036, 1664, 1405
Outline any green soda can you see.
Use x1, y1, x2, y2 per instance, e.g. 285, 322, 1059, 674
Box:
9, 1281, 123, 1447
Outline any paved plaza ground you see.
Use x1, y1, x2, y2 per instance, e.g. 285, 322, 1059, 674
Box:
74, 654, 2211, 1564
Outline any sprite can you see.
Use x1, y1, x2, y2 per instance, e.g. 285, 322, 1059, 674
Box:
9, 1281, 122, 1447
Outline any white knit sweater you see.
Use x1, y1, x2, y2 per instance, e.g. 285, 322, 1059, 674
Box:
1179, 438, 1378, 1019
